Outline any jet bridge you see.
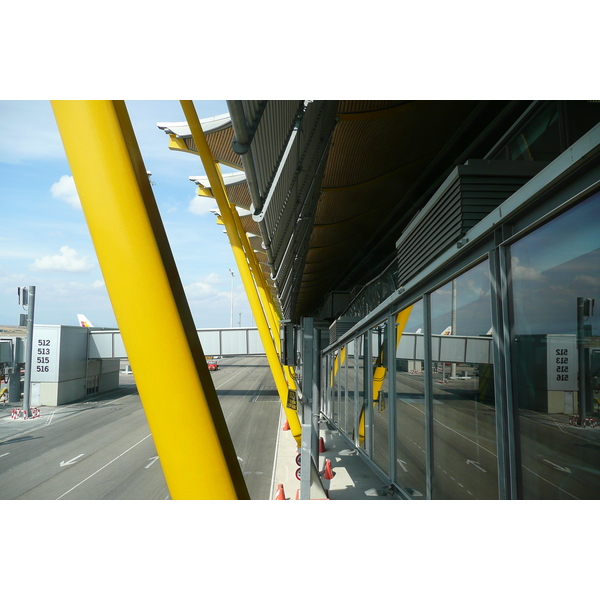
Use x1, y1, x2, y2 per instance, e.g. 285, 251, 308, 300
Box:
0, 337, 25, 403
88, 327, 266, 359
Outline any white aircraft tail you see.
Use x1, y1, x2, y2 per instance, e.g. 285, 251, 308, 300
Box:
415, 326, 452, 334
77, 314, 94, 327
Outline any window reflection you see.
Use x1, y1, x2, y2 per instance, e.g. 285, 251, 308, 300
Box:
356, 335, 367, 450
330, 350, 339, 426
372, 321, 390, 475
346, 340, 356, 439
491, 102, 560, 162
395, 299, 427, 499
339, 346, 347, 432
431, 260, 498, 499
509, 191, 600, 499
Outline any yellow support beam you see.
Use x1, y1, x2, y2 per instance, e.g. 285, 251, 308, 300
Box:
180, 101, 302, 445
359, 305, 413, 442
216, 167, 300, 398
51, 100, 249, 500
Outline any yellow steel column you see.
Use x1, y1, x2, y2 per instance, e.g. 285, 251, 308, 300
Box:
228, 206, 282, 350
222, 194, 301, 403
359, 305, 413, 441
51, 100, 249, 499
180, 101, 301, 444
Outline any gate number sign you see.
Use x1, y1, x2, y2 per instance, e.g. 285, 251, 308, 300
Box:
547, 335, 577, 391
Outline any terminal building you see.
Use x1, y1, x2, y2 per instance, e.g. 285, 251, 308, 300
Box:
49, 100, 600, 500
1, 325, 264, 406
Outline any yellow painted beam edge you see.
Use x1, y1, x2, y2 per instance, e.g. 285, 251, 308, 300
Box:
51, 100, 249, 500
180, 101, 302, 444
359, 305, 414, 439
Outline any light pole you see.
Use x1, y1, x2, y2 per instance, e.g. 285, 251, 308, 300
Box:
19, 286, 35, 418
229, 269, 234, 328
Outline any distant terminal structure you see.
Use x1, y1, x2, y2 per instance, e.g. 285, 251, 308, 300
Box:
0, 324, 264, 406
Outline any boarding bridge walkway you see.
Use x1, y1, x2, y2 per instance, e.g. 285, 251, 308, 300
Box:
88, 327, 266, 359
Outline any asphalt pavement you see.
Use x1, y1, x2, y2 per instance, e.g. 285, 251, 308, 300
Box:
1, 356, 393, 500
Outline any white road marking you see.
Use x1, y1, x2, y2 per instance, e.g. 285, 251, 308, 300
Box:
214, 372, 241, 390
145, 456, 159, 469
397, 459, 408, 472
543, 459, 571, 473
0, 452, 9, 458
56, 434, 152, 500
0, 394, 137, 446
60, 454, 84, 467
404, 393, 580, 497
466, 459, 487, 472
522, 464, 578, 499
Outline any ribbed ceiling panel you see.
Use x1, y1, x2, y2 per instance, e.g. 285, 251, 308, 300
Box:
209, 127, 243, 169
248, 101, 304, 201
226, 181, 252, 209
337, 100, 410, 115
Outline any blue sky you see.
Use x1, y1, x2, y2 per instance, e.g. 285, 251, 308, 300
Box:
0, 100, 251, 329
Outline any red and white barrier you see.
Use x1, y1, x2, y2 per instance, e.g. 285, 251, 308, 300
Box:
9, 408, 41, 420
569, 415, 597, 428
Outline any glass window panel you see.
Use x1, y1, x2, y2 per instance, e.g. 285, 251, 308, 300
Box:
431, 260, 498, 499
357, 335, 367, 450
491, 102, 561, 162
395, 299, 427, 499
372, 321, 390, 475
339, 345, 347, 431
330, 350, 339, 425
509, 191, 600, 499
346, 340, 356, 438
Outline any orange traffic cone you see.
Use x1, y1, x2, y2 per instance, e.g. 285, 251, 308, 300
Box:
283, 420, 290, 431
319, 437, 326, 453
275, 483, 286, 500
321, 459, 334, 499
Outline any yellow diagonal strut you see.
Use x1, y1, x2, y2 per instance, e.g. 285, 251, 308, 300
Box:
180, 101, 302, 445
51, 101, 249, 500
358, 305, 413, 443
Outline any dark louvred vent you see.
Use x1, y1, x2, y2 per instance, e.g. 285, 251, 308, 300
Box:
396, 159, 547, 286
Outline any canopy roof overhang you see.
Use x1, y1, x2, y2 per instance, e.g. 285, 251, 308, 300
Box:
159, 100, 523, 322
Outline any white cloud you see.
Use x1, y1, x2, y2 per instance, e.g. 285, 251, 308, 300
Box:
185, 273, 224, 300
573, 274, 600, 287
31, 246, 95, 273
50, 175, 81, 209
511, 256, 545, 281
188, 195, 218, 216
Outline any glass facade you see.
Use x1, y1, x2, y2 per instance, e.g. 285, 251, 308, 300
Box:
371, 320, 390, 475
509, 191, 600, 499
430, 261, 498, 499
394, 300, 427, 498
346, 339, 356, 440
338, 346, 347, 432
318, 104, 600, 499
357, 335, 367, 451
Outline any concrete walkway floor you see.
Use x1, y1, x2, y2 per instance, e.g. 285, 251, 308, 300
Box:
271, 408, 398, 500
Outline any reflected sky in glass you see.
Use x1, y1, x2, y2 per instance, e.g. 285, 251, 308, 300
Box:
510, 191, 600, 335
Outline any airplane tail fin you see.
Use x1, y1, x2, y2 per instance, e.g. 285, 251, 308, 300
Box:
77, 314, 93, 327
